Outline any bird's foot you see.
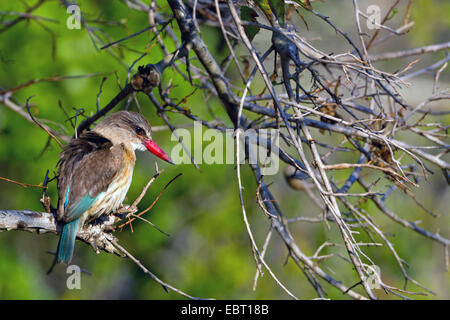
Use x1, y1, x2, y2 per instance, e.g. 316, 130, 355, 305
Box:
104, 225, 116, 233
117, 204, 137, 214
114, 204, 137, 222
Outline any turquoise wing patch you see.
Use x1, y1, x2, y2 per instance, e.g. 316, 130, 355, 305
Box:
67, 193, 99, 220
64, 186, 70, 209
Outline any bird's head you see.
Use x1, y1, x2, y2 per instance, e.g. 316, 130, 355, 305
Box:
93, 111, 174, 164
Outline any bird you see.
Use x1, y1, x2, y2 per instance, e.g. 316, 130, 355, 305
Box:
283, 164, 314, 191
53, 111, 173, 266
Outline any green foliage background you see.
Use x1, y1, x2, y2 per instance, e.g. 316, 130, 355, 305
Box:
0, 0, 448, 299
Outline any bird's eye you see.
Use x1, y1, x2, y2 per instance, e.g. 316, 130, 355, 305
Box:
135, 127, 145, 135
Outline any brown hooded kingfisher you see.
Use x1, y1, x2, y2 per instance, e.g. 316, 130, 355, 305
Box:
54, 111, 173, 266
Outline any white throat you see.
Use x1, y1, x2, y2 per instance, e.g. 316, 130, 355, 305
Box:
131, 141, 147, 152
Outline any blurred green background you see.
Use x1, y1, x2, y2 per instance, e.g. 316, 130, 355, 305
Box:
0, 0, 448, 299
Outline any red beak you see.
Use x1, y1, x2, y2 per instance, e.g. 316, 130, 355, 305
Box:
142, 138, 174, 165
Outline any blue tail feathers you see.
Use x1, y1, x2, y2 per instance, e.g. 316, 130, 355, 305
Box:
56, 218, 80, 264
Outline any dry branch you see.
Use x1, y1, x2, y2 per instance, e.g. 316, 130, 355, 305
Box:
1, 0, 449, 300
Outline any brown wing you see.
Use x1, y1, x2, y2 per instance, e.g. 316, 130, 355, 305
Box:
57, 132, 123, 222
